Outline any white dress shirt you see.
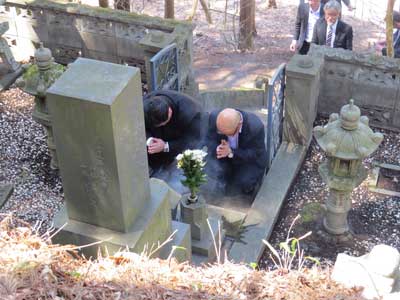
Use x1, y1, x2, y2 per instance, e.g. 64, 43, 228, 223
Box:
227, 113, 243, 150
326, 20, 338, 48
306, 5, 321, 42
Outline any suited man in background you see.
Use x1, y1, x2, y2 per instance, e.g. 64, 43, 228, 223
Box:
312, 0, 353, 50
206, 108, 267, 195
379, 11, 400, 59
290, 0, 324, 55
321, 0, 353, 12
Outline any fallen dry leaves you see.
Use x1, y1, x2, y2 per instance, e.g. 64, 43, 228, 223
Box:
0, 214, 366, 300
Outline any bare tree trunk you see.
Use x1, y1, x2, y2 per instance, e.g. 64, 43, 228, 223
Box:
165, 0, 174, 19
188, 0, 212, 23
188, 0, 199, 21
251, 0, 256, 36
199, 0, 212, 24
268, 0, 277, 9
99, 0, 109, 8
386, 0, 395, 57
239, 0, 254, 50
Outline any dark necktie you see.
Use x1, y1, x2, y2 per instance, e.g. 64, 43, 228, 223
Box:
326, 25, 333, 47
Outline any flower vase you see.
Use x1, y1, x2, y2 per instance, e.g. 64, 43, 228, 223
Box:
187, 193, 198, 204
180, 193, 207, 241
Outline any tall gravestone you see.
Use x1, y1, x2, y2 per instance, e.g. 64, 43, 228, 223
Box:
47, 58, 191, 260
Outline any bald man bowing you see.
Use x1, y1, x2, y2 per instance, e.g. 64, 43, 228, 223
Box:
206, 108, 268, 195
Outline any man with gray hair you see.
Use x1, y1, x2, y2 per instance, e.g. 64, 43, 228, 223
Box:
312, 0, 353, 50
321, 0, 353, 12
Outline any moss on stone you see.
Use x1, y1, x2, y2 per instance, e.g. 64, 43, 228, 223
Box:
8, 0, 193, 30
300, 202, 325, 223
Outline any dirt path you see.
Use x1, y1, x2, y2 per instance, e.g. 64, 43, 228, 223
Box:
136, 0, 385, 90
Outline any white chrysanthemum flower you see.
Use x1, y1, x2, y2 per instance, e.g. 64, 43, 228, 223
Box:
176, 154, 183, 161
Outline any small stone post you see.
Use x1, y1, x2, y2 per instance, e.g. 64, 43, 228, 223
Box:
0, 21, 22, 90
313, 100, 383, 235
16, 44, 65, 169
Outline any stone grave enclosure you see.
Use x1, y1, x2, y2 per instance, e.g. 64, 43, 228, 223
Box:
0, 0, 197, 94
308, 44, 400, 131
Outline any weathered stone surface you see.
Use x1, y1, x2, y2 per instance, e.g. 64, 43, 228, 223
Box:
332, 250, 398, 300
229, 142, 307, 263
159, 220, 192, 263
308, 44, 400, 131
1, 0, 196, 94
181, 195, 208, 241
314, 100, 383, 235
47, 58, 149, 233
284, 55, 324, 146
52, 178, 174, 258
366, 245, 400, 278
0, 183, 13, 208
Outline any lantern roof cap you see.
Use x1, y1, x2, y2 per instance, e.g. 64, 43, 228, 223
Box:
313, 100, 383, 160
34, 43, 53, 70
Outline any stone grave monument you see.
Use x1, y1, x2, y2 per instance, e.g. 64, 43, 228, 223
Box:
0, 21, 22, 90
47, 58, 191, 261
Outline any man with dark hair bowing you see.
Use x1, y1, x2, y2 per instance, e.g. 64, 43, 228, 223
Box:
206, 108, 267, 195
143, 90, 202, 172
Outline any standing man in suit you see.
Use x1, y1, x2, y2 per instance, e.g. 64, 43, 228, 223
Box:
144, 90, 202, 171
206, 108, 267, 195
379, 11, 400, 59
290, 0, 324, 55
312, 0, 353, 50
321, 0, 353, 12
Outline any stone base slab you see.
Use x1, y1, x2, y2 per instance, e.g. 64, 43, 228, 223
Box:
0, 183, 13, 208
0, 68, 23, 91
191, 217, 224, 261
52, 179, 173, 258
159, 220, 192, 263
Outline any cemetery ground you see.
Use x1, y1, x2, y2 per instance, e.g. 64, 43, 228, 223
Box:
0, 0, 399, 298
1, 87, 399, 268
134, 0, 384, 89
0, 88, 398, 299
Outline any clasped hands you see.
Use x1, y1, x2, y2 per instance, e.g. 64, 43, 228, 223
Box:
216, 139, 231, 159
147, 137, 165, 154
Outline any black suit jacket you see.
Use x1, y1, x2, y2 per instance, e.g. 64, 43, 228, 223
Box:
294, 3, 324, 50
311, 18, 353, 50
143, 90, 202, 156
207, 109, 267, 173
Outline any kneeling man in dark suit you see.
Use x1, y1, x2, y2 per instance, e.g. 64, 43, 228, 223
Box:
144, 90, 202, 171
312, 0, 353, 50
206, 108, 267, 195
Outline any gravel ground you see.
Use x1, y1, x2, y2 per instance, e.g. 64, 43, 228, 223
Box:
1, 88, 399, 269
0, 88, 63, 232
261, 119, 400, 269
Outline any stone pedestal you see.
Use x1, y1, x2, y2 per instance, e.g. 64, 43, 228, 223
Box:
323, 190, 352, 235
0, 183, 13, 208
319, 160, 368, 235
181, 195, 224, 260
0, 21, 22, 91
47, 58, 190, 261
284, 55, 324, 146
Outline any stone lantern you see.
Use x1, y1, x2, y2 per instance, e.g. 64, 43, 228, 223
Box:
313, 100, 383, 235
16, 43, 65, 169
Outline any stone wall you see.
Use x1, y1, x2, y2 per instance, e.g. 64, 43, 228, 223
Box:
308, 45, 400, 131
0, 0, 196, 94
